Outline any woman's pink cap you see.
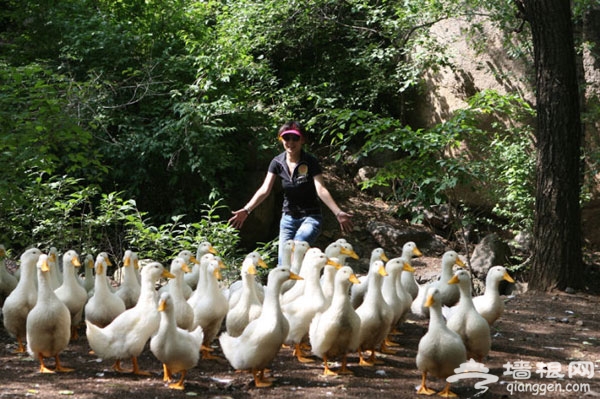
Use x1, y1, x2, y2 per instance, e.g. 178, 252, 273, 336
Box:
279, 129, 302, 137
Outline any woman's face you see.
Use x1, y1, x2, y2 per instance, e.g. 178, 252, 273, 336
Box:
280, 133, 304, 155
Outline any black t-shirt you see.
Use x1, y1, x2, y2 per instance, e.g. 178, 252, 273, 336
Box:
268, 150, 322, 217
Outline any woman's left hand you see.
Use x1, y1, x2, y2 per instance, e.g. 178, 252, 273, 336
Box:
336, 211, 354, 233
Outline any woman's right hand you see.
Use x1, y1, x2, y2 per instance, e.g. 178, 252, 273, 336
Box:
228, 208, 249, 229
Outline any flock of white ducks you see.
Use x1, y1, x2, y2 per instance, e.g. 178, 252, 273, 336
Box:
0, 240, 514, 394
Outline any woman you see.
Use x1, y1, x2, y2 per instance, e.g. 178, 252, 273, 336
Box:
228, 121, 353, 264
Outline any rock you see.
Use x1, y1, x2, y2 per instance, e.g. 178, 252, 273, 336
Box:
366, 220, 446, 256
469, 233, 512, 278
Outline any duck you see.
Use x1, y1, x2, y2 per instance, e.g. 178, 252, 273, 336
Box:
226, 251, 268, 308
150, 292, 204, 390
47, 247, 62, 290
446, 269, 491, 362
281, 240, 310, 294
309, 266, 361, 376
225, 256, 264, 337
54, 250, 87, 340
411, 250, 465, 317
185, 242, 215, 290
0, 244, 18, 306
115, 250, 141, 309
473, 266, 515, 325
279, 239, 295, 268
2, 248, 43, 352
281, 249, 334, 363
281, 247, 322, 306
188, 257, 228, 359
328, 239, 360, 266
219, 267, 302, 387
86, 262, 174, 375
355, 259, 393, 366
176, 249, 200, 300
351, 247, 389, 309
320, 259, 339, 308
380, 257, 415, 351
26, 253, 73, 373
398, 241, 423, 299
84, 254, 126, 328
321, 241, 359, 305
78, 254, 95, 294
416, 285, 467, 397
158, 257, 195, 330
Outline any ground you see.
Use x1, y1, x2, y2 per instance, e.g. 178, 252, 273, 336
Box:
1, 255, 599, 398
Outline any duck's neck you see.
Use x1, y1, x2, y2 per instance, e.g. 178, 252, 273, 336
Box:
37, 269, 53, 298
364, 272, 383, 302
19, 259, 37, 287
169, 272, 186, 298
458, 284, 475, 308
139, 276, 158, 304
441, 262, 454, 280
262, 281, 282, 316
305, 266, 324, 298
429, 304, 449, 330
94, 269, 110, 293
484, 277, 500, 297
330, 281, 350, 309
61, 262, 78, 286
382, 269, 398, 293
122, 265, 138, 285
242, 273, 259, 301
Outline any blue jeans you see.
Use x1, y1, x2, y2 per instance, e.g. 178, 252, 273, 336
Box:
278, 213, 322, 265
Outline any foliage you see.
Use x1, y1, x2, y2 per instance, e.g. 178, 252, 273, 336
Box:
329, 90, 536, 233
0, 169, 246, 268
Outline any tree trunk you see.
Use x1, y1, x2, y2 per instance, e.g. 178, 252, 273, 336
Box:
522, 0, 583, 291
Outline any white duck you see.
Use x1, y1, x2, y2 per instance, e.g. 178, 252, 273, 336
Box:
321, 241, 359, 305
188, 257, 228, 359
398, 241, 423, 299
282, 249, 333, 363
226, 251, 268, 308
84, 254, 126, 328
446, 269, 491, 362
380, 257, 414, 351
26, 253, 73, 373
0, 244, 18, 305
177, 249, 200, 300
279, 239, 295, 268
54, 250, 87, 340
225, 256, 264, 337
411, 250, 465, 317
281, 247, 323, 306
2, 248, 43, 352
78, 254, 95, 294
219, 267, 302, 387
115, 250, 141, 309
86, 262, 174, 375
281, 240, 310, 294
351, 247, 389, 309
309, 266, 361, 376
185, 242, 214, 290
47, 247, 62, 290
150, 292, 204, 390
473, 266, 515, 325
159, 257, 194, 330
355, 260, 393, 366
416, 286, 466, 397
